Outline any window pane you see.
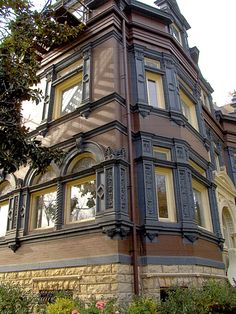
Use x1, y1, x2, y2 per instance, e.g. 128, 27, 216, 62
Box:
193, 188, 203, 226
171, 25, 181, 44
156, 174, 168, 218
69, 180, 96, 222
61, 82, 82, 115
154, 152, 167, 160
215, 153, 220, 171
35, 192, 57, 228
0, 203, 8, 237
181, 100, 191, 121
147, 79, 158, 107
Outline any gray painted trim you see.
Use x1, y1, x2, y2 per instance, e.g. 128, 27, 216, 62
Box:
0, 254, 224, 273
0, 254, 131, 273
141, 256, 225, 269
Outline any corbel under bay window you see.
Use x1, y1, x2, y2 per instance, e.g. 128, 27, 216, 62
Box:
155, 167, 176, 222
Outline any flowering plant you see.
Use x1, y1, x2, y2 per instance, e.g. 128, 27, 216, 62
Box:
96, 300, 107, 311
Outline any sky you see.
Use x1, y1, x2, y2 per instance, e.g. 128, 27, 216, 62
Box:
141, 0, 236, 106
33, 0, 236, 107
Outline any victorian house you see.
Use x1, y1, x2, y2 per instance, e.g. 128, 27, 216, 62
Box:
0, 0, 236, 299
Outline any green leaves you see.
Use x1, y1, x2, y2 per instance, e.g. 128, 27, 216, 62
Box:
0, 0, 85, 174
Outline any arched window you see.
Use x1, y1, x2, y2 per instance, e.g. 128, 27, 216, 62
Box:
30, 167, 57, 230
222, 207, 235, 249
0, 180, 13, 237
65, 154, 96, 224
0, 181, 13, 196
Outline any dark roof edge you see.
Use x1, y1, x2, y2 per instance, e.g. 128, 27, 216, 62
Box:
155, 0, 190, 30
128, 0, 173, 25
86, 0, 173, 25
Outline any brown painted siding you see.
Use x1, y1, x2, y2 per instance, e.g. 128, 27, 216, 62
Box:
144, 235, 222, 262
138, 115, 209, 160
0, 233, 130, 267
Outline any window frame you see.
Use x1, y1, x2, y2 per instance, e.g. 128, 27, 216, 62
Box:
192, 179, 212, 231
0, 200, 9, 238
29, 186, 57, 231
53, 71, 83, 119
155, 166, 176, 222
64, 174, 96, 224
153, 146, 171, 161
201, 89, 211, 111
170, 23, 182, 45
146, 71, 165, 109
180, 89, 199, 130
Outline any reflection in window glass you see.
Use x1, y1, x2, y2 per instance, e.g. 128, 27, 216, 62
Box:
171, 24, 182, 44
0, 203, 8, 237
214, 153, 220, 171
156, 174, 168, 218
69, 180, 96, 222
193, 188, 204, 227
147, 79, 158, 107
181, 100, 191, 121
35, 191, 57, 228
61, 82, 82, 116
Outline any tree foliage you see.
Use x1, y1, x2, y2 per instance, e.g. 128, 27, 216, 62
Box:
0, 0, 84, 174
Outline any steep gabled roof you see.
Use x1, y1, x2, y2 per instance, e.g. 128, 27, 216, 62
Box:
155, 0, 190, 30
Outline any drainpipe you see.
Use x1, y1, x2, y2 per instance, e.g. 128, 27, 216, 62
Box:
122, 18, 140, 295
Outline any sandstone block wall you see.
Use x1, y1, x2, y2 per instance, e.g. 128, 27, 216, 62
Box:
0, 263, 226, 300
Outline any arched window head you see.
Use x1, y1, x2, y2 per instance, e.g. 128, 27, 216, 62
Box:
0, 181, 13, 196
67, 153, 96, 175
32, 167, 57, 185
65, 153, 96, 224
222, 207, 235, 249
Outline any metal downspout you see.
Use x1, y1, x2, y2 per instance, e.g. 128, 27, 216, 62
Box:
122, 18, 140, 295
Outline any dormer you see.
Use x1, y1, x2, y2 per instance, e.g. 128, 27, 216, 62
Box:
155, 0, 190, 50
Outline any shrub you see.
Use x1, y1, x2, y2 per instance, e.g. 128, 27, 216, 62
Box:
46, 297, 79, 314
159, 286, 204, 314
200, 280, 236, 313
0, 282, 34, 314
126, 296, 159, 314
159, 280, 236, 314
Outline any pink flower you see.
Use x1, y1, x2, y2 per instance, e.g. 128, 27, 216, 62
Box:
96, 300, 106, 309
71, 310, 79, 314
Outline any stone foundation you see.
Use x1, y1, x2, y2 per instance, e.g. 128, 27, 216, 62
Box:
0, 264, 133, 301
0, 263, 226, 300
141, 265, 226, 297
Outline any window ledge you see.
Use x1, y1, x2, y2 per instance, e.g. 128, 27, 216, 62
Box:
27, 92, 125, 137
